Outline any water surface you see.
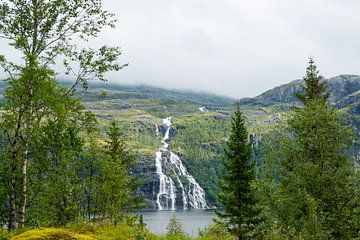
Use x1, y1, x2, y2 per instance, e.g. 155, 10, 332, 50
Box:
133, 210, 216, 237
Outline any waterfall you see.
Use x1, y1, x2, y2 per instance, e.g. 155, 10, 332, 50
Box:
154, 117, 208, 210
155, 152, 176, 210
169, 152, 207, 209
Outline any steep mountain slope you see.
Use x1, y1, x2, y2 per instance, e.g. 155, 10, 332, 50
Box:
76, 75, 360, 208
76, 83, 235, 208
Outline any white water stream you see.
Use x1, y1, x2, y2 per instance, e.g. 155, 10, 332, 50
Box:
155, 117, 208, 210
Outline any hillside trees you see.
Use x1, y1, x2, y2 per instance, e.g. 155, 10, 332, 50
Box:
0, 0, 124, 230
217, 102, 261, 239
260, 59, 360, 239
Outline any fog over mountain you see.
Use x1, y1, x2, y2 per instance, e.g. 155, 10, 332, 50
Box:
1, 0, 360, 98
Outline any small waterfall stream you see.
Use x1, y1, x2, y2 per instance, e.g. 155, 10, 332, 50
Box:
155, 117, 208, 210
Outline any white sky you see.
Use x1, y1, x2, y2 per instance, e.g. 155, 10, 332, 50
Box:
2, 0, 360, 98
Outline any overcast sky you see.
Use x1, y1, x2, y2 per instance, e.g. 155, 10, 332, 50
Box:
2, 0, 360, 98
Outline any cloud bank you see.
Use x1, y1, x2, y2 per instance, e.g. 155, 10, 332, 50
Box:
2, 0, 360, 98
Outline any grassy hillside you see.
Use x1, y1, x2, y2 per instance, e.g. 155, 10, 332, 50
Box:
72, 83, 236, 207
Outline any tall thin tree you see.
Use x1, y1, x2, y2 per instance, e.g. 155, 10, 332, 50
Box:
217, 102, 261, 239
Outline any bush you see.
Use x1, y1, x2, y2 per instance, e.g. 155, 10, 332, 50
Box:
166, 215, 185, 236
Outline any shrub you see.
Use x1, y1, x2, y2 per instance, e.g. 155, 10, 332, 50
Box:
166, 215, 185, 236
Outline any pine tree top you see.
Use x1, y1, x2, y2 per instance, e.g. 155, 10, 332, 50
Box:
105, 121, 126, 162
296, 57, 330, 106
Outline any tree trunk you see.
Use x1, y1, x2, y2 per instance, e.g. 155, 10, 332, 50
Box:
8, 155, 17, 231
18, 0, 38, 228
18, 149, 28, 227
18, 70, 33, 228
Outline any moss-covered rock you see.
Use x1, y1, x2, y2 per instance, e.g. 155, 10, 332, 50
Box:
11, 228, 96, 240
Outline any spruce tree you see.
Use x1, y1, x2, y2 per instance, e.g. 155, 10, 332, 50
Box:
290, 59, 358, 238
295, 57, 330, 105
106, 121, 127, 164
99, 121, 140, 225
261, 58, 359, 239
217, 102, 261, 239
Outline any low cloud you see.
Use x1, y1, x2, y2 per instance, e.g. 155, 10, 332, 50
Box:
1, 0, 360, 98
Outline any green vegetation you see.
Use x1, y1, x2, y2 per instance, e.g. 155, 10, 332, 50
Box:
0, 0, 126, 232
295, 58, 330, 105
171, 112, 229, 205
257, 59, 360, 239
81, 121, 142, 225
12, 228, 96, 240
216, 102, 262, 239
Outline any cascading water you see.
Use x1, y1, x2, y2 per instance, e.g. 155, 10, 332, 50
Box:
155, 152, 176, 210
154, 117, 208, 210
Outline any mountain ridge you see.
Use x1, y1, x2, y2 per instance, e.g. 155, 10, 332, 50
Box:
241, 74, 360, 108
81, 74, 360, 112
2, 74, 360, 108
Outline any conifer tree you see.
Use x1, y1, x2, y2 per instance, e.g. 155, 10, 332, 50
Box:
295, 57, 330, 105
217, 102, 261, 239
106, 121, 127, 164
261, 58, 359, 239
99, 121, 140, 225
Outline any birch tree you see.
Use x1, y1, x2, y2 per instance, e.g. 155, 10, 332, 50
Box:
0, 0, 124, 230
